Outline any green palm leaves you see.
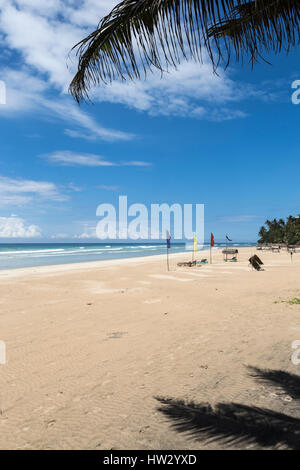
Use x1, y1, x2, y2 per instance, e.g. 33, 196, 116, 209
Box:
69, 0, 300, 102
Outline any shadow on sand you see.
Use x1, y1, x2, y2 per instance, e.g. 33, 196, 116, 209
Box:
156, 367, 300, 449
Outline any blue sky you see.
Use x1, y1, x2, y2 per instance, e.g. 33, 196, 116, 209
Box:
0, 0, 300, 243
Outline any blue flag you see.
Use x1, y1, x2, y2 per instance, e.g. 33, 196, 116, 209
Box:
166, 230, 171, 249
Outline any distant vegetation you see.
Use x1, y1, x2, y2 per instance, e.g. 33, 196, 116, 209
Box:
258, 216, 300, 245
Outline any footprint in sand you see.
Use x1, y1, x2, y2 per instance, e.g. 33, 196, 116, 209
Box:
107, 331, 128, 339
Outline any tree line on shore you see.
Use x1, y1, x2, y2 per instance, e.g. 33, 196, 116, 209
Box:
258, 216, 300, 245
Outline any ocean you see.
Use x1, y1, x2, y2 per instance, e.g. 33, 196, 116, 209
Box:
0, 242, 256, 270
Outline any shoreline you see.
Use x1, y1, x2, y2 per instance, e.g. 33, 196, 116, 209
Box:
0, 247, 221, 279
0, 245, 257, 280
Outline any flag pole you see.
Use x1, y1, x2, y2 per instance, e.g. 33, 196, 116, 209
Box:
210, 232, 214, 264
166, 231, 171, 271
167, 245, 170, 271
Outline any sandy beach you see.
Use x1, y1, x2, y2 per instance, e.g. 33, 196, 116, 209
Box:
1, 246, 300, 450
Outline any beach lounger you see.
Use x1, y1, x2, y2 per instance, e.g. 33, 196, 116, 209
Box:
253, 254, 263, 265
249, 255, 264, 271
177, 261, 197, 267
196, 259, 208, 264
224, 256, 237, 262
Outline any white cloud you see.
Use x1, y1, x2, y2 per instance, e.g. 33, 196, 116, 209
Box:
0, 175, 67, 207
0, 67, 133, 141
73, 225, 97, 239
0, 215, 41, 238
66, 0, 116, 27
92, 61, 249, 119
66, 183, 83, 192
9, 1, 62, 17
50, 233, 68, 239
97, 185, 120, 191
0, 1, 116, 91
194, 108, 248, 122
49, 100, 133, 141
121, 161, 151, 167
74, 232, 95, 239
0, 68, 48, 113
42, 150, 116, 167
41, 150, 151, 167
0, 2, 79, 89
64, 129, 96, 141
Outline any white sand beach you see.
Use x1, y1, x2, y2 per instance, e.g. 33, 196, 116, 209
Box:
0, 247, 300, 449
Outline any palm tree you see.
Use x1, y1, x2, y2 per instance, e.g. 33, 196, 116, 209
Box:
69, 0, 300, 102
258, 215, 300, 245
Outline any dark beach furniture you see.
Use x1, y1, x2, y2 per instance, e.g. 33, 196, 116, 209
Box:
177, 261, 197, 267
249, 255, 264, 271
259, 243, 294, 252
222, 248, 238, 262
258, 243, 272, 251
177, 261, 196, 267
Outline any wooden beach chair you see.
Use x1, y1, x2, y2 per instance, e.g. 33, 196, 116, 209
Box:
177, 261, 197, 267
249, 255, 264, 271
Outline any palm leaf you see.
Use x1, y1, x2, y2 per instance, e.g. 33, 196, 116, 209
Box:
69, 0, 300, 102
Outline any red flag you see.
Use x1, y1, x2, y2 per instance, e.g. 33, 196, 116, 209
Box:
210, 233, 215, 247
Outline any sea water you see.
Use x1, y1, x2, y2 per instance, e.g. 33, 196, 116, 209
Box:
0, 242, 256, 270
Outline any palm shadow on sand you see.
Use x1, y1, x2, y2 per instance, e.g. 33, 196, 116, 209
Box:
248, 366, 300, 400
156, 367, 300, 449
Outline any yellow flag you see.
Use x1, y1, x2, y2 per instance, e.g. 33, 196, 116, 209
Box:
193, 235, 198, 252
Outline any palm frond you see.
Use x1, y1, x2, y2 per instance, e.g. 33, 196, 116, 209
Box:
208, 0, 300, 66
69, 0, 300, 102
